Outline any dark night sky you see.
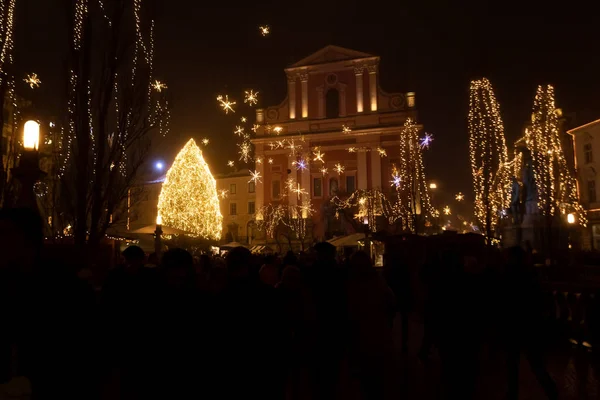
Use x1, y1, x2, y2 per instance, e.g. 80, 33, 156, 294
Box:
13, 0, 600, 200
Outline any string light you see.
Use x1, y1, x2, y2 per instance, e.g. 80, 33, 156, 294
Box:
217, 94, 236, 114
468, 78, 509, 239
157, 139, 223, 239
152, 80, 167, 92
244, 90, 259, 106
249, 170, 262, 184
259, 25, 270, 36
24, 73, 41, 89
525, 84, 586, 225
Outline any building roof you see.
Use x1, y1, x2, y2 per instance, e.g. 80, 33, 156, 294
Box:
215, 168, 251, 179
567, 118, 600, 135
287, 45, 377, 69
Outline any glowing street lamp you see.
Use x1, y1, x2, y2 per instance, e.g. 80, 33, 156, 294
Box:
567, 213, 575, 224
155, 214, 163, 258
429, 182, 437, 190
155, 161, 164, 171
13, 120, 45, 210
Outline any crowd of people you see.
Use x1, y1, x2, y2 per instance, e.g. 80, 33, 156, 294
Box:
0, 208, 572, 399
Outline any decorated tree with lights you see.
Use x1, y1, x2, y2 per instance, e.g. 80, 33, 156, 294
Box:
157, 139, 222, 240
525, 85, 586, 228
395, 118, 437, 232
59, 0, 169, 249
468, 78, 509, 242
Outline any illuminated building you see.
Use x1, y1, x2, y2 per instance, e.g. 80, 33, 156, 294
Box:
214, 169, 258, 244
251, 45, 419, 240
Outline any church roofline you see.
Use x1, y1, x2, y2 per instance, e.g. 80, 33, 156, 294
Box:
286, 45, 379, 70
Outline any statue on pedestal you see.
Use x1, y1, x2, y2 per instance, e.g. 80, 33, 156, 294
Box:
509, 177, 522, 224
522, 158, 538, 215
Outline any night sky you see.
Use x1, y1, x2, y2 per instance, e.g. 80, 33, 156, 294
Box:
13, 0, 600, 201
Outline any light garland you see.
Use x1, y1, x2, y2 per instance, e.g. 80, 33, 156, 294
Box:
157, 139, 223, 240
468, 78, 509, 238
525, 84, 586, 225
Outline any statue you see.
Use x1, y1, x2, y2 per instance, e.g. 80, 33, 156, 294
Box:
509, 177, 522, 224
522, 158, 538, 215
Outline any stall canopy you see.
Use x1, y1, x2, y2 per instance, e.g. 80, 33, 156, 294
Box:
249, 245, 273, 254
130, 224, 190, 235
327, 233, 366, 247
220, 241, 248, 250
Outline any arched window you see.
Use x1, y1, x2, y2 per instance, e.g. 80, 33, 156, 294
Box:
329, 178, 338, 196
326, 88, 339, 119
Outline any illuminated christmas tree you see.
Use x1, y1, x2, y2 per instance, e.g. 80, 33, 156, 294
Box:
468, 78, 509, 241
396, 118, 437, 232
158, 139, 223, 240
525, 84, 586, 225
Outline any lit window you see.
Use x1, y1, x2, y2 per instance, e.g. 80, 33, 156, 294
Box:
230, 184, 236, 194
248, 201, 255, 214
248, 181, 255, 193
230, 203, 237, 215
584, 143, 593, 164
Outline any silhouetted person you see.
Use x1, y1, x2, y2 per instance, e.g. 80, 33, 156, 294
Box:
384, 248, 411, 353
259, 254, 279, 286
503, 246, 558, 400
347, 251, 395, 400
305, 242, 349, 399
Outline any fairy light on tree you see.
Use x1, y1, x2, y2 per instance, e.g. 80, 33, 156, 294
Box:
157, 139, 223, 240
525, 84, 586, 226
468, 78, 509, 243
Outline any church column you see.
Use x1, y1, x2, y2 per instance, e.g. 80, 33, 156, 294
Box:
300, 73, 308, 118
368, 65, 378, 111
354, 67, 364, 113
317, 86, 324, 118
287, 74, 296, 119
357, 152, 367, 189
339, 85, 347, 117
370, 148, 382, 189
288, 156, 297, 207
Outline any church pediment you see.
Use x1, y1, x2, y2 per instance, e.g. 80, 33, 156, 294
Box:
288, 45, 376, 68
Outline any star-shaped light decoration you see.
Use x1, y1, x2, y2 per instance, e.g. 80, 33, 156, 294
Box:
24, 73, 41, 89
249, 170, 262, 184
244, 90, 259, 106
334, 163, 345, 174
347, 147, 357, 153
292, 158, 307, 171
268, 158, 273, 164
342, 125, 352, 134
321, 167, 328, 176
252, 124, 260, 133
443, 205, 451, 215
240, 116, 247, 123
255, 157, 262, 164
377, 147, 387, 157
455, 192, 465, 201
313, 149, 325, 163
227, 160, 235, 167
420, 132, 434, 149
234, 126, 245, 137
238, 141, 252, 163
152, 80, 167, 92
273, 126, 283, 134
292, 183, 308, 199
219, 189, 229, 199
390, 173, 401, 189
259, 25, 270, 36
217, 94, 236, 114
202, 138, 209, 146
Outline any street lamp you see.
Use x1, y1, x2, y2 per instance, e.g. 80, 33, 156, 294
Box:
13, 120, 45, 210
567, 213, 575, 224
429, 182, 437, 190
155, 214, 163, 259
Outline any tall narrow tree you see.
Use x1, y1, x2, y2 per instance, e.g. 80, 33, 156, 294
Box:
525, 84, 586, 225
468, 78, 509, 242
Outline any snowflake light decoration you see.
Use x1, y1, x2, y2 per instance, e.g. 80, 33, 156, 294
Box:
443, 205, 451, 215
256, 157, 262, 164
313, 149, 325, 163
219, 189, 229, 199
259, 25, 270, 36
238, 141, 252, 162
292, 158, 307, 171
342, 125, 352, 134
268, 158, 273, 164
24, 73, 41, 89
227, 160, 235, 167
390, 173, 401, 189
202, 138, 209, 146
252, 124, 260, 133
273, 126, 283, 134
240, 116, 247, 123
249, 170, 262, 184
244, 90, 259, 106
152, 80, 167, 92
234, 126, 245, 137
377, 147, 387, 157
455, 192, 465, 201
347, 147, 357, 153
420, 133, 434, 149
217, 94, 236, 114
321, 167, 328, 176
334, 163, 344, 174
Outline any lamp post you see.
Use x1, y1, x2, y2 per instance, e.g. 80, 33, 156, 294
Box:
12, 120, 46, 210
155, 214, 163, 259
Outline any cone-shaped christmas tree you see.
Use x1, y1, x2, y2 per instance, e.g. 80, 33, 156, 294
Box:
158, 139, 223, 239
468, 78, 509, 240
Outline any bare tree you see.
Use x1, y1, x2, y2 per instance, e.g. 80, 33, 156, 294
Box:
61, 0, 167, 252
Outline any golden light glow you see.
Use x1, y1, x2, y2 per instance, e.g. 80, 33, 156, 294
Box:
468, 78, 509, 237
273, 126, 283, 134
152, 80, 167, 92
567, 213, 575, 224
24, 73, 41, 89
455, 192, 464, 201
443, 206, 451, 215
238, 141, 252, 163
525, 84, 586, 225
202, 138, 209, 146
157, 139, 222, 239
249, 170, 262, 184
259, 25, 270, 36
268, 158, 273, 164
23, 120, 40, 150
244, 90, 259, 106
156, 214, 163, 225
429, 183, 437, 189
217, 94, 236, 114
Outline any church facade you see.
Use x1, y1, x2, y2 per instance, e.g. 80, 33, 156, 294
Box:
251, 45, 419, 242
